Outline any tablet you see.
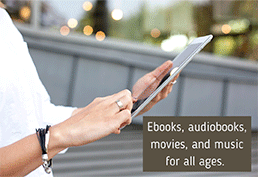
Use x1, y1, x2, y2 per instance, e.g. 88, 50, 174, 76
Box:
131, 34, 213, 118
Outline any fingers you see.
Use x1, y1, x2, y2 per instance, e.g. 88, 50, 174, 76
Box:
172, 73, 180, 82
103, 89, 133, 114
169, 83, 173, 93
114, 109, 132, 132
161, 74, 178, 98
108, 90, 133, 132
110, 89, 132, 103
153, 85, 170, 102
111, 93, 133, 113
150, 60, 173, 82
106, 90, 133, 132
152, 80, 174, 103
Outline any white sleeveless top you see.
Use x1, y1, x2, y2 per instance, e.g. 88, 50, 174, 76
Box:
0, 8, 76, 177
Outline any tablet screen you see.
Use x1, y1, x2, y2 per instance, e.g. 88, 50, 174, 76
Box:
131, 42, 203, 114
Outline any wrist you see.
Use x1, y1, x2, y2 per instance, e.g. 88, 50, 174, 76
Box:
72, 108, 83, 116
48, 125, 66, 158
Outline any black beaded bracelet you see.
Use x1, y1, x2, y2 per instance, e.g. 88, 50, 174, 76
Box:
36, 125, 52, 174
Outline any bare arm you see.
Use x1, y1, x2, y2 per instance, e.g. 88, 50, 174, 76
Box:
0, 107, 82, 176
0, 61, 179, 176
0, 89, 133, 176
0, 128, 64, 176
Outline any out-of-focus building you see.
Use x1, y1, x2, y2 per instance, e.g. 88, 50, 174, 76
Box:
140, 0, 257, 60
40, 3, 67, 27
3, 0, 258, 61
3, 0, 67, 28
143, 1, 195, 37
211, 0, 258, 60
142, 1, 196, 51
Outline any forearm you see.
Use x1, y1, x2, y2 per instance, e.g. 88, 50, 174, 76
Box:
0, 90, 133, 176
72, 108, 83, 116
0, 127, 64, 176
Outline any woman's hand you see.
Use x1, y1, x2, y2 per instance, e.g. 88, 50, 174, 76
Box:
0, 89, 133, 176
132, 60, 180, 115
50, 89, 133, 149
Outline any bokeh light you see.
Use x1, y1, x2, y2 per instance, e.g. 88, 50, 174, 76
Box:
221, 24, 231, 34
161, 35, 188, 52
150, 28, 161, 38
95, 31, 106, 41
67, 18, 78, 29
20, 6, 31, 21
251, 31, 258, 48
83, 1, 93, 11
60, 26, 70, 36
111, 9, 123, 21
83, 25, 93, 36
229, 19, 250, 33
214, 36, 237, 56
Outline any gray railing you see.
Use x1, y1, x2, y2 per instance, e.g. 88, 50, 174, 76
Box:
18, 25, 258, 129
17, 25, 258, 176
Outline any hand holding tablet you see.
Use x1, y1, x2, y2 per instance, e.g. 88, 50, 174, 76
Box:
131, 35, 213, 118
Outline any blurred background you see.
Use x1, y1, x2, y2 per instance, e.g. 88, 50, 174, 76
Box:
2, 0, 258, 176
3, 0, 258, 59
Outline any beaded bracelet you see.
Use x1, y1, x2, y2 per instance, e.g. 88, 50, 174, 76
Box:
36, 125, 53, 174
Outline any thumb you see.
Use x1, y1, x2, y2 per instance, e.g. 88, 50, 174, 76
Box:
151, 60, 173, 82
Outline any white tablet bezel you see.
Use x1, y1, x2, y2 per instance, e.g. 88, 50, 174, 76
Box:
131, 34, 213, 118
